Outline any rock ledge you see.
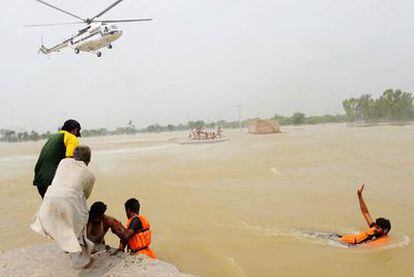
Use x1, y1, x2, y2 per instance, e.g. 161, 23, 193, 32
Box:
0, 244, 186, 276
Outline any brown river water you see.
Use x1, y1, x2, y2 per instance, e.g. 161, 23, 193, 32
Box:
0, 124, 413, 276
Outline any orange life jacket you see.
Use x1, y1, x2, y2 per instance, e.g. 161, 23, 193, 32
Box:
340, 227, 378, 245
361, 234, 390, 247
126, 215, 157, 259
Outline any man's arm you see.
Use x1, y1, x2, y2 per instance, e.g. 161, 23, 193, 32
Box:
117, 229, 135, 251
117, 217, 143, 251
357, 184, 374, 227
105, 216, 127, 239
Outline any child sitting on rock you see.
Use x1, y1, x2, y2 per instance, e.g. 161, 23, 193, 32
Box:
87, 201, 126, 247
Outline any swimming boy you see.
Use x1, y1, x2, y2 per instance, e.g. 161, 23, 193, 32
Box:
118, 198, 157, 258
339, 184, 391, 245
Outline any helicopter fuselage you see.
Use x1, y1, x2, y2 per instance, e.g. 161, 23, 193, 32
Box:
40, 23, 122, 56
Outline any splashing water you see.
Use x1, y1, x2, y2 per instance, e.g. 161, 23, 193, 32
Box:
239, 221, 411, 249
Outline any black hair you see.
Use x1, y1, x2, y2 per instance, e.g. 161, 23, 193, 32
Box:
89, 201, 107, 219
61, 119, 81, 137
125, 198, 140, 213
376, 217, 391, 232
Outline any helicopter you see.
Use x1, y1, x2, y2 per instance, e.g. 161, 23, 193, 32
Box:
26, 0, 152, 57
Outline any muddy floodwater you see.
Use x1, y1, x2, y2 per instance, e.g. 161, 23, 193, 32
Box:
0, 124, 413, 276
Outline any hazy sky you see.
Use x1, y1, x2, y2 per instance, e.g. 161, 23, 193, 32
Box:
1, 0, 413, 131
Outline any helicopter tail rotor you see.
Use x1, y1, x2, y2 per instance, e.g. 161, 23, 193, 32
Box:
38, 35, 47, 54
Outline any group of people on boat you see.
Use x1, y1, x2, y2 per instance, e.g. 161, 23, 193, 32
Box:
188, 126, 223, 140
30, 120, 156, 269
30, 119, 391, 268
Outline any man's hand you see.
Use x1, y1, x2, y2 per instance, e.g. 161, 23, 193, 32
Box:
357, 184, 365, 196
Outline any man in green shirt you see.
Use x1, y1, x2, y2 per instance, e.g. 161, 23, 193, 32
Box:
33, 119, 82, 198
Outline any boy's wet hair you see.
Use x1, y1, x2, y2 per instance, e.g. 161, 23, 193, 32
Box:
125, 198, 140, 213
376, 217, 391, 232
89, 201, 107, 219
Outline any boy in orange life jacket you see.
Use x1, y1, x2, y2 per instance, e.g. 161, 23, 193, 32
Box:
339, 184, 391, 245
118, 198, 157, 259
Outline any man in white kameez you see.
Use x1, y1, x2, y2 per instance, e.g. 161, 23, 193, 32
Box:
31, 145, 96, 268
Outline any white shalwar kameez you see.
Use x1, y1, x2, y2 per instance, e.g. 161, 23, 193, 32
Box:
31, 158, 95, 268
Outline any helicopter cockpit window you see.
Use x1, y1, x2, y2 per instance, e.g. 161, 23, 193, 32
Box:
104, 27, 109, 32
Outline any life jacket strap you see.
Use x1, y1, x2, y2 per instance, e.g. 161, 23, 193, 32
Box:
137, 228, 150, 233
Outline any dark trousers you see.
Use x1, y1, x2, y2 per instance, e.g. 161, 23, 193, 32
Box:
36, 186, 48, 199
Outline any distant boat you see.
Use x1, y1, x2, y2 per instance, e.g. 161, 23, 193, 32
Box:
174, 137, 229, 145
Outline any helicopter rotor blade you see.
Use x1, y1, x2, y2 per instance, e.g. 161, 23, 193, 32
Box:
97, 18, 153, 23
34, 0, 86, 22
24, 21, 85, 27
90, 0, 124, 22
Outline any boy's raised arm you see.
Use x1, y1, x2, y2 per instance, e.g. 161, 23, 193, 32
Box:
357, 184, 374, 227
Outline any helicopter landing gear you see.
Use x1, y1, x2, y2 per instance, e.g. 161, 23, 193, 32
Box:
96, 51, 102, 57
107, 44, 113, 49
74, 48, 80, 54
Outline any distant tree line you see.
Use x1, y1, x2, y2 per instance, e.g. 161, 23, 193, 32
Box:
342, 89, 414, 122
0, 120, 247, 142
0, 129, 53, 143
273, 113, 346, 125
2, 88, 412, 143
127, 119, 247, 134
0, 114, 343, 143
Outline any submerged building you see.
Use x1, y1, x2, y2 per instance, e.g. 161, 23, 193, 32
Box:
248, 119, 281, 134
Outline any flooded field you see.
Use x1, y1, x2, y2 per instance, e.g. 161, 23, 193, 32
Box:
0, 124, 413, 276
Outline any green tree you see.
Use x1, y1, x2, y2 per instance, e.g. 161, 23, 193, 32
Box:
273, 114, 292, 125
356, 94, 376, 121
292, 112, 306, 125
188, 120, 205, 129
343, 98, 358, 122
29, 131, 40, 141
343, 89, 414, 122
376, 89, 414, 120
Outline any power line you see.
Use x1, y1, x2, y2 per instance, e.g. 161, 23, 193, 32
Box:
235, 105, 242, 132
